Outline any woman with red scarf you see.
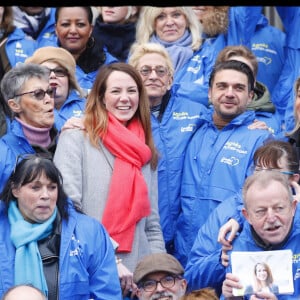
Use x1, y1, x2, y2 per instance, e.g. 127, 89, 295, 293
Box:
53, 62, 166, 298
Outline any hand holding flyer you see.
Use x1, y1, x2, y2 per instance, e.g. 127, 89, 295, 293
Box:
231, 250, 294, 297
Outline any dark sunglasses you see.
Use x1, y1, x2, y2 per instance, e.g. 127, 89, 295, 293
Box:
14, 87, 56, 100
46, 67, 68, 77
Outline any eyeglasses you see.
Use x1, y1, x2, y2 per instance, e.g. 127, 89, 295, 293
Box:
13, 153, 53, 175
14, 87, 56, 100
253, 167, 295, 176
46, 67, 68, 77
139, 65, 169, 77
139, 275, 182, 292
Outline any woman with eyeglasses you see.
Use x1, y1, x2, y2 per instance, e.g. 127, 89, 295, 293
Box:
25, 46, 86, 133
0, 154, 121, 299
53, 62, 165, 299
0, 63, 57, 193
128, 42, 205, 255
135, 6, 215, 107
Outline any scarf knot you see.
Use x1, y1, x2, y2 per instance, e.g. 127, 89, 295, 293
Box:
102, 113, 152, 252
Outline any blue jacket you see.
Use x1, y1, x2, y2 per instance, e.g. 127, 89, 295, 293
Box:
0, 200, 122, 299
6, 8, 57, 66
223, 211, 300, 300
54, 89, 86, 132
0, 120, 58, 193
151, 84, 206, 252
172, 7, 282, 106
174, 108, 273, 267
281, 47, 300, 132
272, 7, 300, 130
250, 14, 286, 95
184, 194, 244, 296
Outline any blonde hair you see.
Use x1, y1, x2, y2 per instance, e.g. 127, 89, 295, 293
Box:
136, 6, 202, 51
128, 42, 175, 78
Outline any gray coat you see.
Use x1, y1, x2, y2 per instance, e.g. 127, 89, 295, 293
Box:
53, 128, 166, 271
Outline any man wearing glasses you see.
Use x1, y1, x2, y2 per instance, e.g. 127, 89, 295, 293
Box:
133, 253, 187, 300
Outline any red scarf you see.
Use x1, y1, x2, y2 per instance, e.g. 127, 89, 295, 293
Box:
101, 113, 152, 252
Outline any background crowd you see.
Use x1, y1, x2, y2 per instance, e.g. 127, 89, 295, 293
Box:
0, 5, 299, 300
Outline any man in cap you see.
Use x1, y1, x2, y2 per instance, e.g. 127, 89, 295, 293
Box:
133, 253, 187, 299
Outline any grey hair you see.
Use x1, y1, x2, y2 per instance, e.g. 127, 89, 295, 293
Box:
242, 171, 294, 209
1, 63, 50, 103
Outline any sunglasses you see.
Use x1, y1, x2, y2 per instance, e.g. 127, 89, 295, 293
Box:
14, 87, 56, 101
46, 67, 68, 77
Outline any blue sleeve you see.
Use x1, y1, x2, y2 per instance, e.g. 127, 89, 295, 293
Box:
88, 222, 122, 299
273, 47, 300, 127
173, 46, 218, 106
184, 195, 243, 296
283, 49, 300, 132
184, 208, 225, 296
227, 6, 263, 47
276, 7, 300, 49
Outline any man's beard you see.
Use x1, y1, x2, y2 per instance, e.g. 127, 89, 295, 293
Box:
200, 7, 229, 37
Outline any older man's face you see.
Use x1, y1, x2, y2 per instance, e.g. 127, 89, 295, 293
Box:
242, 180, 297, 245
137, 271, 187, 300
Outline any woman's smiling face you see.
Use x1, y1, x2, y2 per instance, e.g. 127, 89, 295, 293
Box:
103, 70, 139, 126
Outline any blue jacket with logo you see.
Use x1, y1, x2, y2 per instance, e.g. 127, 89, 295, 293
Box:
174, 108, 273, 267
223, 211, 300, 300
0, 200, 122, 299
250, 14, 285, 95
6, 8, 57, 66
172, 7, 280, 106
54, 89, 86, 132
0, 120, 58, 193
151, 84, 206, 252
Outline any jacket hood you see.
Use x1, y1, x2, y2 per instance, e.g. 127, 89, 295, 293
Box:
247, 81, 276, 113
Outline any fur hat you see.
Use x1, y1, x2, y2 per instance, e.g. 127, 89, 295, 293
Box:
133, 253, 184, 284
25, 46, 84, 97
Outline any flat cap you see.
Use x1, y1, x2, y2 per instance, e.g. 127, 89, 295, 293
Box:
133, 253, 184, 284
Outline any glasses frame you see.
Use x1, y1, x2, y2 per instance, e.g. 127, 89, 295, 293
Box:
139, 275, 182, 292
14, 87, 56, 101
139, 65, 169, 78
253, 166, 295, 176
46, 67, 68, 77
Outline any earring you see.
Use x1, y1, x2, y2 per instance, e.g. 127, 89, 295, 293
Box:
87, 36, 95, 48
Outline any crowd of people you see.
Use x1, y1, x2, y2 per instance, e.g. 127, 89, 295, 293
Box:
0, 5, 300, 300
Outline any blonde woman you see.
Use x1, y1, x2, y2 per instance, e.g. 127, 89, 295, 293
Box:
128, 42, 204, 254
135, 6, 217, 106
